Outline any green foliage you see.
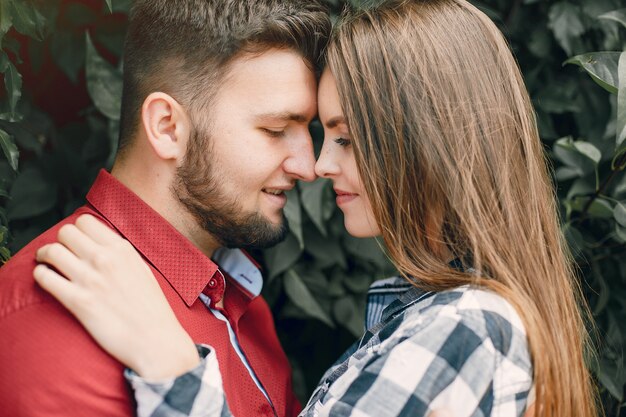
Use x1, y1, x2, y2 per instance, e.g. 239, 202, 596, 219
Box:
1, 0, 626, 413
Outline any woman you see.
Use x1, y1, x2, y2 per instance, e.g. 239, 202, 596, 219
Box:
34, 0, 597, 416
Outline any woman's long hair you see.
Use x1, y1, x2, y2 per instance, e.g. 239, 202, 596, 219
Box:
325, 0, 597, 415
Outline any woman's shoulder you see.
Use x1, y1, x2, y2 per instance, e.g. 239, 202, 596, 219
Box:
396, 285, 532, 372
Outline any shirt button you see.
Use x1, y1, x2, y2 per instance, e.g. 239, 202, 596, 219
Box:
208, 279, 217, 288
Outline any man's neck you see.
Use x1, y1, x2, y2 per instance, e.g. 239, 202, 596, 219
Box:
111, 163, 221, 258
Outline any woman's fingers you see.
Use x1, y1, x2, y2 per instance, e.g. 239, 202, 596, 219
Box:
35, 243, 85, 282
57, 223, 100, 259
33, 264, 81, 310
75, 214, 122, 246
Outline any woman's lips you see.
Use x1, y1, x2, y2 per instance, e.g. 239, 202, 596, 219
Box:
335, 189, 358, 206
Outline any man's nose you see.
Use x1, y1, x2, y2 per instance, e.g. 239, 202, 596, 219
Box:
284, 134, 316, 182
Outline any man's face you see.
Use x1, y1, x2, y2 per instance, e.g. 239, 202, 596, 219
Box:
174, 48, 317, 249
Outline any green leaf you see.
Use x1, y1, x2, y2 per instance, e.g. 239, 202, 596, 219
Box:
284, 268, 334, 328
7, 168, 57, 220
614, 202, 626, 227
284, 189, 303, 249
50, 31, 85, 84
343, 235, 393, 271
0, 129, 18, 171
343, 270, 373, 293
599, 8, 626, 29
548, 2, 585, 55
263, 232, 302, 280
304, 225, 347, 270
587, 199, 614, 219
573, 141, 601, 164
571, 196, 614, 219
105, 0, 113, 13
300, 178, 331, 236
615, 223, 626, 243
616, 52, 626, 155
9, 0, 46, 40
598, 364, 624, 401
64, 3, 98, 27
0, 246, 10, 262
565, 52, 620, 94
553, 137, 601, 177
333, 296, 363, 337
0, 0, 13, 39
0, 51, 23, 113
85, 32, 122, 120
563, 223, 584, 256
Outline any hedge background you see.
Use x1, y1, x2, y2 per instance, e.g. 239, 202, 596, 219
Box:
1, 0, 625, 414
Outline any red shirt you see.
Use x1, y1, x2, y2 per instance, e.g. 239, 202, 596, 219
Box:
0, 170, 300, 417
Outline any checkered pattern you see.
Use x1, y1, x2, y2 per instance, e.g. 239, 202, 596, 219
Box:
126, 345, 231, 417
128, 279, 534, 417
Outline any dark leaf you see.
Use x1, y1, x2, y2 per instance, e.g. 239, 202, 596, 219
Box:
304, 225, 347, 270
0, 51, 23, 113
7, 168, 58, 220
300, 178, 331, 236
50, 31, 84, 84
9, 0, 46, 40
263, 232, 302, 280
615, 223, 626, 243
570, 196, 614, 218
598, 362, 624, 401
614, 202, 626, 227
562, 223, 585, 256
599, 8, 626, 29
548, 2, 585, 55
85, 32, 122, 120
333, 296, 363, 337
0, 129, 18, 171
284, 269, 334, 328
285, 189, 303, 249
0, 0, 12, 40
64, 3, 97, 27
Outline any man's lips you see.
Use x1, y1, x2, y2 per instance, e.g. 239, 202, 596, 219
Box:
334, 188, 358, 206
262, 187, 291, 208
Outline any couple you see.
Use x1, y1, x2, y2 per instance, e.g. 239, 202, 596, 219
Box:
0, 0, 596, 416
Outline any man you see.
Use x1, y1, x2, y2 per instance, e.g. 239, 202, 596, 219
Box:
0, 1, 330, 415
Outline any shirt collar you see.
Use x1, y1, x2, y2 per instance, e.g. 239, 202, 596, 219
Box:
366, 277, 430, 325
85, 170, 263, 307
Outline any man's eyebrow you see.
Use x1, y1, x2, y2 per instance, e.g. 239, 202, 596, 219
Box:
325, 115, 346, 129
253, 112, 311, 123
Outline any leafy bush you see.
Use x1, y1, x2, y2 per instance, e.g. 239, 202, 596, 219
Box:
1, 0, 625, 413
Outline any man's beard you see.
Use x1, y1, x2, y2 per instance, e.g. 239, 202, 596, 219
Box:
172, 130, 288, 250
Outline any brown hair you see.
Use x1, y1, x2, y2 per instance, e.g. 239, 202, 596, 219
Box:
326, 0, 598, 415
118, 0, 331, 154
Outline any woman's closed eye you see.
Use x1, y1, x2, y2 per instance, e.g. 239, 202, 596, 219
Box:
334, 137, 351, 147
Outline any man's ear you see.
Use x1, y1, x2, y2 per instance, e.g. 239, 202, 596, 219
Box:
140, 92, 191, 161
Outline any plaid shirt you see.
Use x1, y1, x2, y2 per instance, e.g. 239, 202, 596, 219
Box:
127, 278, 534, 417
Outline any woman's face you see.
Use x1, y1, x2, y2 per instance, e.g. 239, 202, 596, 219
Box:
315, 69, 381, 238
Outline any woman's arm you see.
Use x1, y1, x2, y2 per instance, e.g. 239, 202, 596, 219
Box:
33, 214, 201, 379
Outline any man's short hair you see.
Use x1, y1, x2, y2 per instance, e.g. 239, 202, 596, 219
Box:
118, 0, 331, 154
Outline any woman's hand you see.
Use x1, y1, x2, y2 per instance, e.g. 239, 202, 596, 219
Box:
34, 214, 200, 380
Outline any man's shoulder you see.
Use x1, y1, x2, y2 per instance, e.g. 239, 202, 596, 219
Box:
0, 206, 104, 320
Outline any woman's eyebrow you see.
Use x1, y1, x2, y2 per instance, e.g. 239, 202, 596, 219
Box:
325, 115, 346, 129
